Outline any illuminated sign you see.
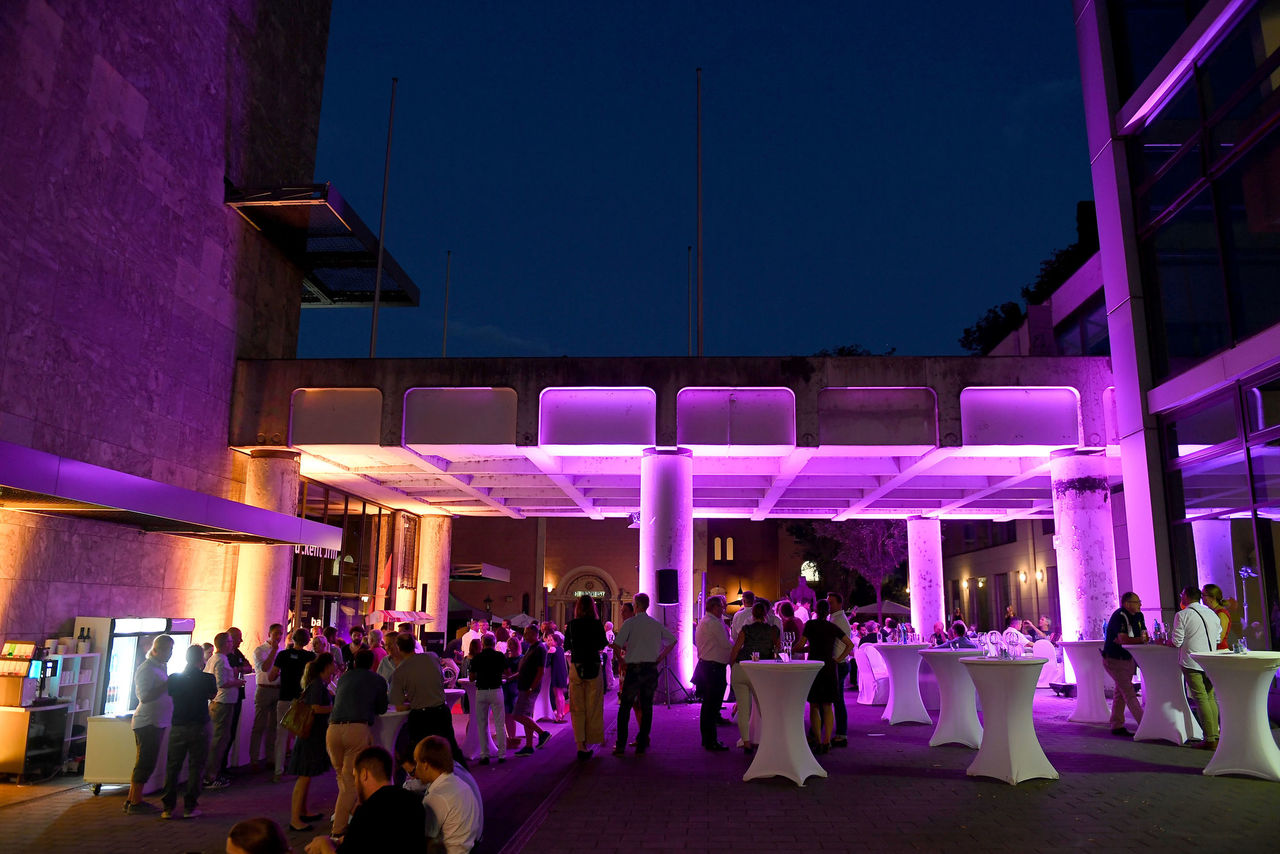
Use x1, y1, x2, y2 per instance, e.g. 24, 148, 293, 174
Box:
295, 544, 341, 560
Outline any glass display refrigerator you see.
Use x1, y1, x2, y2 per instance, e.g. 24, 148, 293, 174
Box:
72, 617, 194, 716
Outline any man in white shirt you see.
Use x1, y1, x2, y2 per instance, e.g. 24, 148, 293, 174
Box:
731, 591, 784, 637
460, 620, 484, 653
204, 632, 243, 788
1172, 585, 1223, 749
125, 634, 174, 814
826, 592, 853, 748
412, 735, 481, 854
693, 596, 732, 751
610, 592, 675, 755
250, 623, 284, 769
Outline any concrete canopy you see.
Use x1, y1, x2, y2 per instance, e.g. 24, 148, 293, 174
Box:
232, 356, 1118, 521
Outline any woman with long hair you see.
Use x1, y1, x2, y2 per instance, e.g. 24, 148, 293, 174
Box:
503, 633, 523, 744
287, 652, 334, 832
564, 595, 609, 760
1202, 583, 1232, 650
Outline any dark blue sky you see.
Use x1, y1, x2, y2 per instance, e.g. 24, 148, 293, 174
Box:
299, 1, 1092, 359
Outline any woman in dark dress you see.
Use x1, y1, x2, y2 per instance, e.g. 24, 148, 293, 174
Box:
546, 626, 570, 722
288, 652, 334, 832
799, 601, 853, 754
564, 595, 609, 760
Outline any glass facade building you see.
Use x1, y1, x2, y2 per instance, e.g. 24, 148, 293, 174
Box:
1077, 0, 1280, 648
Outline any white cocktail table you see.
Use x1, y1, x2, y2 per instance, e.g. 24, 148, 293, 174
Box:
876, 643, 932, 725
919, 649, 982, 748
371, 709, 409, 757
1191, 651, 1280, 781
1127, 644, 1201, 745
741, 661, 826, 786
961, 657, 1058, 785
1060, 640, 1108, 724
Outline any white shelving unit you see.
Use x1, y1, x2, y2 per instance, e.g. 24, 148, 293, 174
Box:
46, 653, 100, 758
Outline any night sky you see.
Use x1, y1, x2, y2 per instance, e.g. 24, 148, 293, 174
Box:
298, 1, 1092, 360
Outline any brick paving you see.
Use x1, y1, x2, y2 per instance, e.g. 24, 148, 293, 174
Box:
2, 689, 1278, 853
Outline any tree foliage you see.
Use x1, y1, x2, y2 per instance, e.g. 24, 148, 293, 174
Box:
959, 201, 1100, 355
786, 519, 909, 622
814, 344, 898, 357
958, 301, 1024, 356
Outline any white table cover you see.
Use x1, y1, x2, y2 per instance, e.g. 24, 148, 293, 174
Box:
1060, 640, 1108, 724
371, 709, 408, 756
919, 649, 982, 749
741, 661, 826, 786
1127, 644, 1201, 745
876, 643, 932, 725
961, 657, 1058, 785
1191, 651, 1280, 781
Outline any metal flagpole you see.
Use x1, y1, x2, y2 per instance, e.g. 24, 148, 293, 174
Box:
442, 250, 452, 357
369, 76, 399, 358
696, 67, 703, 357
687, 245, 693, 356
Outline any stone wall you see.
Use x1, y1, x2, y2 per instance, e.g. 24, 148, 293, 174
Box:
0, 0, 331, 640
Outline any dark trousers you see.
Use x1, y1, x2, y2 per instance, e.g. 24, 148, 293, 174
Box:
395, 704, 462, 769
616, 663, 658, 748
695, 661, 727, 747
161, 722, 210, 811
833, 661, 850, 737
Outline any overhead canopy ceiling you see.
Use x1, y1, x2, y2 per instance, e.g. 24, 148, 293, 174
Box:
280, 384, 1121, 522
0, 440, 342, 547
226, 183, 420, 308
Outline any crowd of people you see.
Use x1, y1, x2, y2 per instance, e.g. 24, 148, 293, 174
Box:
121, 620, 485, 853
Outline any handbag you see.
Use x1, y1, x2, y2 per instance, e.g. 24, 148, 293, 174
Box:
281, 698, 314, 738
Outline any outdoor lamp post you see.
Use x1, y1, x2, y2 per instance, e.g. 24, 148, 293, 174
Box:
483, 595, 492, 619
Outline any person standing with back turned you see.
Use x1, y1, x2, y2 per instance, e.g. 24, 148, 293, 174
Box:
610, 592, 675, 756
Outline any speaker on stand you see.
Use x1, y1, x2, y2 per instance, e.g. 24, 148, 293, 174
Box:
655, 568, 693, 706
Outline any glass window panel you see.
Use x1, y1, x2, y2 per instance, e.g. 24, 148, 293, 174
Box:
1251, 515, 1280, 650
1250, 441, 1280, 503
1216, 126, 1280, 341
1109, 1, 1211, 101
1163, 394, 1239, 457
1244, 376, 1280, 433
1083, 298, 1111, 355
1143, 189, 1230, 379
1055, 322, 1084, 356
1167, 449, 1251, 518
1135, 140, 1205, 227
1201, 1, 1280, 114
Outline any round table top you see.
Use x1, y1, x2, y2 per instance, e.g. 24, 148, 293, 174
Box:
1191, 650, 1280, 671
874, 643, 930, 652
920, 648, 981, 658
959, 657, 1049, 668
1060, 639, 1104, 648
739, 660, 823, 674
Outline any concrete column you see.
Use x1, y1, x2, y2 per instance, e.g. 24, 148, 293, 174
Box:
418, 515, 452, 636
639, 448, 694, 686
232, 450, 300, 638
1050, 450, 1119, 642
907, 517, 945, 637
1190, 519, 1237, 598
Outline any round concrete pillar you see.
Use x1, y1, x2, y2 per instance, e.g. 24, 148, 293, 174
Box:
1049, 450, 1118, 644
232, 450, 300, 640
639, 448, 694, 688
907, 517, 945, 637
418, 515, 452, 637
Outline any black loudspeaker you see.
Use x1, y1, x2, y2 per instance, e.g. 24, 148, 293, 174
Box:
656, 568, 679, 606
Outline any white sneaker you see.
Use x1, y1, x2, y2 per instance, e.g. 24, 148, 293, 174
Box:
735, 738, 746, 748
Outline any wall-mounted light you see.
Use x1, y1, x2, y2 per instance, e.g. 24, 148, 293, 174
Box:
962, 579, 969, 589
1036, 568, 1044, 583
977, 578, 985, 588
1019, 571, 1027, 583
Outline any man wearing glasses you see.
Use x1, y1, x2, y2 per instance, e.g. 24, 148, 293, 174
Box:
1100, 592, 1147, 737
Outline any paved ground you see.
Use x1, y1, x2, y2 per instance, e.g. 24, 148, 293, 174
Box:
2, 688, 1278, 853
